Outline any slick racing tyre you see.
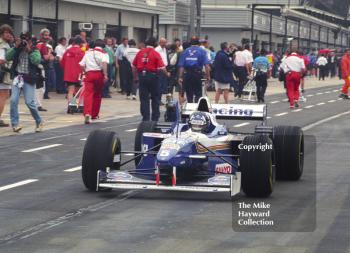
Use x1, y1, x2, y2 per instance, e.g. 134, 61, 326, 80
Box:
82, 130, 121, 191
134, 121, 157, 166
273, 126, 304, 180
240, 135, 274, 198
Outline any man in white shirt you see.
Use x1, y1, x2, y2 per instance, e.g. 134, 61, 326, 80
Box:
316, 54, 328, 81
234, 46, 250, 98
115, 37, 129, 94
80, 39, 109, 124
242, 44, 254, 74
281, 51, 306, 109
54, 37, 67, 60
155, 37, 168, 103
124, 39, 140, 100
54, 37, 67, 94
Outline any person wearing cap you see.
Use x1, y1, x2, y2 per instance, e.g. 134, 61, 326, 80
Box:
339, 48, 350, 99
79, 39, 109, 124
280, 50, 306, 109
132, 37, 168, 121
0, 24, 13, 127
178, 36, 211, 103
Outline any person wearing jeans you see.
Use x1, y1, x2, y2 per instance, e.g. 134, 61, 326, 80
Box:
10, 79, 42, 131
6, 32, 43, 132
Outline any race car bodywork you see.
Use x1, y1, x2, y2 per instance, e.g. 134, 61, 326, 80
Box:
82, 97, 304, 198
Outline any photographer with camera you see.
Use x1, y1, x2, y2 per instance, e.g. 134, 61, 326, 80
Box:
6, 32, 43, 133
0, 24, 14, 127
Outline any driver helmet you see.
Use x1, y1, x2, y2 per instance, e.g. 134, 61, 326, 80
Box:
189, 112, 211, 133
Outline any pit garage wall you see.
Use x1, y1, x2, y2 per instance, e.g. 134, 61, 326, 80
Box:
201, 7, 350, 51
0, 0, 166, 40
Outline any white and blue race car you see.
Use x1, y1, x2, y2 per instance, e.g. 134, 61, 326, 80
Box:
82, 97, 304, 198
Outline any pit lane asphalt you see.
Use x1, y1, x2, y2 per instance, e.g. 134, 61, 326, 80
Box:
0, 84, 349, 253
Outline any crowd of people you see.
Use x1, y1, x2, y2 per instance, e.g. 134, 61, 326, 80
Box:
1, 23, 350, 132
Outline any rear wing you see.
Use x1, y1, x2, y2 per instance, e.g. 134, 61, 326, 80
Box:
182, 102, 267, 121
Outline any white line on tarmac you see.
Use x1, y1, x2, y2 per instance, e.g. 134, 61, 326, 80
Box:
126, 128, 137, 132
38, 121, 140, 142
270, 101, 280, 104
282, 99, 289, 102
302, 111, 350, 131
274, 112, 288, 117
337, 98, 343, 101
0, 179, 38, 192
306, 94, 314, 97
305, 105, 315, 109
64, 166, 82, 172
266, 116, 272, 119
317, 102, 326, 106
324, 91, 331, 94
22, 144, 63, 153
328, 100, 336, 103
80, 138, 87, 141
124, 153, 134, 156
333, 89, 339, 92
233, 122, 250, 128
316, 92, 324, 95
292, 109, 303, 112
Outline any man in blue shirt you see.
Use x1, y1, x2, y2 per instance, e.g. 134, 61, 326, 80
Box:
253, 49, 270, 103
115, 37, 129, 94
178, 36, 211, 103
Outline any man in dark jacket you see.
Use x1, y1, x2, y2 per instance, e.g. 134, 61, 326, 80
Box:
213, 42, 233, 104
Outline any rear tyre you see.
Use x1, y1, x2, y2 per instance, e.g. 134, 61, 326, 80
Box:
240, 135, 274, 198
82, 130, 121, 191
134, 121, 157, 166
273, 126, 304, 180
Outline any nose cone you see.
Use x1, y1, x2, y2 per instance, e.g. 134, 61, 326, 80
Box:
157, 148, 178, 163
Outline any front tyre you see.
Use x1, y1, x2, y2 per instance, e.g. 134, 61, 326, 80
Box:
240, 135, 274, 198
82, 130, 121, 191
134, 121, 157, 166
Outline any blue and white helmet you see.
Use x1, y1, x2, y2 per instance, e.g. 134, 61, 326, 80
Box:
189, 112, 211, 133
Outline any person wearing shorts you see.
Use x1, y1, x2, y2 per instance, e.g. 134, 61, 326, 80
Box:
213, 42, 233, 104
61, 36, 85, 106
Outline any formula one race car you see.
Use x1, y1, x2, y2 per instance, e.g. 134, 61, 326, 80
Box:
82, 97, 304, 198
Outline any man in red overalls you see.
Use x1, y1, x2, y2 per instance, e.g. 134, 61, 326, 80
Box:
339, 49, 350, 99
79, 39, 109, 124
281, 50, 306, 109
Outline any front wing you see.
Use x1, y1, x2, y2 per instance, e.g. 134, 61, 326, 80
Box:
97, 170, 241, 197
